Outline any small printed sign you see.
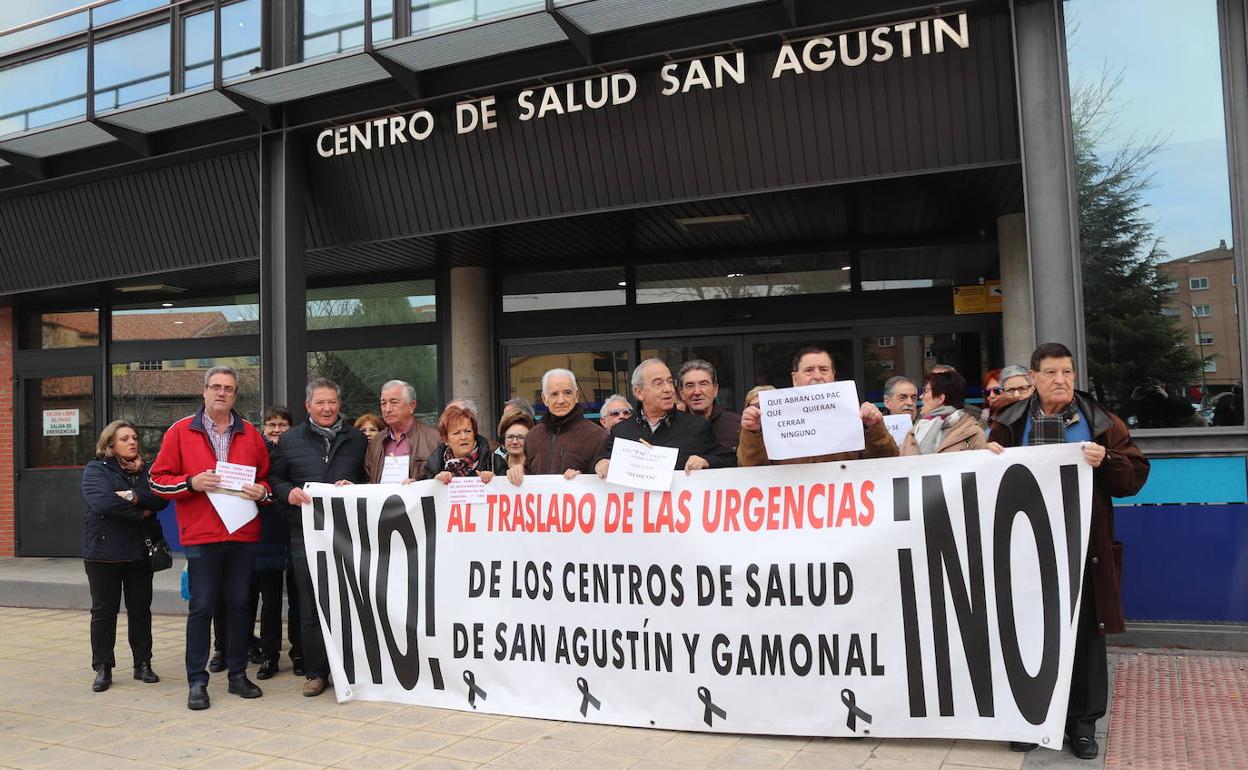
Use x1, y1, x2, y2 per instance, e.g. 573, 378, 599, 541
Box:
448, 477, 489, 505
758, 382, 865, 461
606, 437, 680, 491
215, 461, 257, 492
884, 414, 914, 448
42, 409, 80, 437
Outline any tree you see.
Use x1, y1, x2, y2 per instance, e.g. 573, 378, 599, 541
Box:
1073, 71, 1204, 408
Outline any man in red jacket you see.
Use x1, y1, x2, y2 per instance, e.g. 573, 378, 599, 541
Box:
151, 366, 272, 711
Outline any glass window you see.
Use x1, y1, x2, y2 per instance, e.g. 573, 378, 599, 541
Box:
750, 338, 853, 396
1068, 0, 1241, 428
93, 23, 170, 112
24, 375, 95, 468
112, 356, 261, 451
860, 244, 997, 291
411, 0, 542, 36
506, 349, 630, 419
307, 279, 435, 329
862, 332, 991, 405
640, 342, 739, 417
0, 47, 87, 134
502, 267, 626, 313
1198, 333, 1215, 346
93, 1, 170, 25
112, 295, 260, 341
302, 0, 393, 61
184, 0, 262, 90
308, 345, 439, 425
0, 3, 85, 56
636, 254, 850, 304
20, 310, 99, 350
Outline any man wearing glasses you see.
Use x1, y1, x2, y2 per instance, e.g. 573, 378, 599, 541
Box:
599, 394, 633, 430
677, 360, 741, 452
151, 366, 272, 711
507, 368, 608, 484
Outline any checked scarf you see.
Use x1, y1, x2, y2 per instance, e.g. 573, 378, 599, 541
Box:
442, 444, 481, 477
1028, 399, 1081, 445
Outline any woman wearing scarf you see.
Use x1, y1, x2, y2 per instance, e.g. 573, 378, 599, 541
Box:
81, 419, 167, 692
491, 410, 533, 474
901, 368, 999, 455
426, 402, 496, 483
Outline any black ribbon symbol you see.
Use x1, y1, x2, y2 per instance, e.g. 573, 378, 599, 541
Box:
841, 689, 872, 732
463, 670, 487, 708
576, 677, 601, 717
697, 686, 727, 727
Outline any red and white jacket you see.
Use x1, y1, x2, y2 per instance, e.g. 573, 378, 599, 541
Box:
150, 407, 271, 545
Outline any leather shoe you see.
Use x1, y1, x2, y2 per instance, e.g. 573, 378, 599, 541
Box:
228, 676, 263, 699
133, 661, 160, 683
92, 666, 112, 692
256, 659, 279, 680
1009, 742, 1038, 752
302, 677, 327, 697
208, 651, 226, 673
187, 683, 210, 710
291, 657, 305, 676
247, 641, 265, 665
1070, 736, 1099, 760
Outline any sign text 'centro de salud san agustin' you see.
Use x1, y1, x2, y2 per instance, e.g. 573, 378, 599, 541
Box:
315, 12, 971, 157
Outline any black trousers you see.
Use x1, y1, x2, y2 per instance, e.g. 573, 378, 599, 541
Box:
288, 521, 328, 679
84, 559, 153, 670
253, 569, 285, 661
1066, 567, 1109, 738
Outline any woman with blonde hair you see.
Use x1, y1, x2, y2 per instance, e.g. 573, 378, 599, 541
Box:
81, 420, 168, 692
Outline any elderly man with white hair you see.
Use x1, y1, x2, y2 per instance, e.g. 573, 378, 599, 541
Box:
364, 379, 441, 484
506, 368, 608, 485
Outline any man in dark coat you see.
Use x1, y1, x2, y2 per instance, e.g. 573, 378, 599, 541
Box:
677, 359, 741, 452
267, 377, 369, 697
595, 359, 736, 477
507, 368, 607, 485
990, 342, 1150, 760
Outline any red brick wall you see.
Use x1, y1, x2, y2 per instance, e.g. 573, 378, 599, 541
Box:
0, 305, 13, 556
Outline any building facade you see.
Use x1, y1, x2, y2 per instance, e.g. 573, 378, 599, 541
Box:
1, 0, 1246, 630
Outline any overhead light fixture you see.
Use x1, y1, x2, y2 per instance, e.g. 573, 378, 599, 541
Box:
173, 320, 185, 325
675, 213, 752, 231
161, 302, 174, 307
116, 283, 186, 294
725, 272, 745, 278
617, 281, 627, 287
840, 265, 852, 271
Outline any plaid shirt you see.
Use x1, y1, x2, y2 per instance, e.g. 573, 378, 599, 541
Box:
201, 410, 236, 463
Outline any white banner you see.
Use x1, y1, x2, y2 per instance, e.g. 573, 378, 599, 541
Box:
301, 444, 1092, 748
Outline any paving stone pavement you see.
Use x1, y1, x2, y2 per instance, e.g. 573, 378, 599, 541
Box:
0, 606, 1123, 769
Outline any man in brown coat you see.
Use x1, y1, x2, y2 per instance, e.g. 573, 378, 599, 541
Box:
990, 342, 1149, 760
364, 380, 441, 483
738, 345, 898, 466
507, 368, 607, 485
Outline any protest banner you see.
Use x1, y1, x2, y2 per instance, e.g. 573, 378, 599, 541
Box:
301, 444, 1091, 748
758, 382, 864, 460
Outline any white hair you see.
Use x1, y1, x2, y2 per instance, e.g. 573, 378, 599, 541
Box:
631, 358, 667, 390
602, 393, 630, 409
381, 379, 417, 403
541, 368, 578, 394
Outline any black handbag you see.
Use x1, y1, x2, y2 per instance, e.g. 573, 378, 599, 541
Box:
146, 537, 173, 572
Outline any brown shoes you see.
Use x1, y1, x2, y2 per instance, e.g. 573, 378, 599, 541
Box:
303, 677, 327, 697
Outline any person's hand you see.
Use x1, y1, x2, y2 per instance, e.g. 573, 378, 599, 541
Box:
478, 471, 495, 484
435, 471, 452, 484
684, 455, 709, 475
1081, 442, 1106, 468
400, 477, 417, 485
288, 488, 313, 506
741, 405, 761, 432
595, 459, 610, 479
860, 402, 883, 426
241, 483, 267, 501
563, 469, 580, 480
190, 471, 221, 492
333, 479, 353, 486
986, 442, 1005, 454
507, 465, 525, 486
114, 490, 136, 502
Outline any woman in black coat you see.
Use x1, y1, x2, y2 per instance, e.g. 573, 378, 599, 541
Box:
81, 419, 167, 692
424, 402, 496, 482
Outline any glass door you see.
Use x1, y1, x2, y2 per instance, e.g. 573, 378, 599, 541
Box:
502, 341, 633, 421
744, 330, 855, 394
17, 372, 98, 556
640, 336, 744, 415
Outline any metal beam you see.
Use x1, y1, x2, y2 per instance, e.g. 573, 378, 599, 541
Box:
781, 0, 801, 27
0, 148, 46, 179
546, 1, 593, 64
367, 51, 424, 100
219, 88, 277, 129
90, 119, 152, 156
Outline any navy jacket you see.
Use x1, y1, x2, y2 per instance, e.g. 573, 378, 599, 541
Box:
268, 421, 369, 539
81, 458, 168, 562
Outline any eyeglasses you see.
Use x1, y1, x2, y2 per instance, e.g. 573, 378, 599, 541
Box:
504, 434, 527, 443
605, 409, 632, 418
1003, 385, 1033, 395
206, 384, 236, 394
986, 386, 1004, 396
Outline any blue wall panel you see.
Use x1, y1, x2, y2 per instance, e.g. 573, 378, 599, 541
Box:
1115, 457, 1247, 505
1116, 503, 1248, 623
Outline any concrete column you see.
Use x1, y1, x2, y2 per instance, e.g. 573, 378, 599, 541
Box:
1012, 0, 1086, 377
998, 213, 1036, 366
449, 266, 494, 433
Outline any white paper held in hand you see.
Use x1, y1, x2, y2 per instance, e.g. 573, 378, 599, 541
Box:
379, 455, 408, 484
448, 476, 488, 505
214, 461, 257, 491
758, 381, 865, 460
605, 437, 680, 491
883, 414, 914, 448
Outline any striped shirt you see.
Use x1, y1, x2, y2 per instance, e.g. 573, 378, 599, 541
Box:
201, 411, 236, 463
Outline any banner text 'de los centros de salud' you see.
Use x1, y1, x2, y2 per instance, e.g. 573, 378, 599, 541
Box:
300, 444, 1091, 748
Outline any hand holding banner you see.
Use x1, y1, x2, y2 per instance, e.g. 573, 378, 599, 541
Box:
758, 382, 865, 460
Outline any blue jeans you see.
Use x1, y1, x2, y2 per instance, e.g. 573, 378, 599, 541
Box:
184, 541, 258, 685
